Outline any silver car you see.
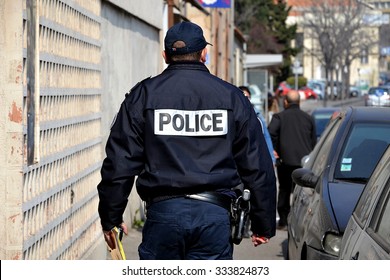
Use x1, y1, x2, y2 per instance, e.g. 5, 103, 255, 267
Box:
339, 146, 390, 260
365, 86, 390, 107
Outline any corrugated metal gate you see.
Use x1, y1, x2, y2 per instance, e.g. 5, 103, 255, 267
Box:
22, 0, 102, 259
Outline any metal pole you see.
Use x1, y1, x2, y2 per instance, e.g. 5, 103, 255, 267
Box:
230, 0, 235, 84
167, 0, 174, 28
295, 71, 298, 90
294, 59, 300, 91
26, 0, 39, 165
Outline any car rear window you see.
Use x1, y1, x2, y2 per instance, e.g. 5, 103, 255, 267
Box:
368, 88, 389, 96
334, 123, 390, 183
313, 111, 336, 138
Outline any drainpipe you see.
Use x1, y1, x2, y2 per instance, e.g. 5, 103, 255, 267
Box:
26, 0, 40, 165
229, 0, 235, 83
167, 0, 174, 28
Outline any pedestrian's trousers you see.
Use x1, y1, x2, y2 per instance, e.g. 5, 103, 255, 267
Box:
138, 197, 233, 260
276, 164, 300, 225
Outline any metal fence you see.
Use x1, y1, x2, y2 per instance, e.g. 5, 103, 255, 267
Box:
22, 0, 102, 259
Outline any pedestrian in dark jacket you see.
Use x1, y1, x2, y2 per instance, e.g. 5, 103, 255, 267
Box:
268, 90, 316, 230
97, 21, 276, 260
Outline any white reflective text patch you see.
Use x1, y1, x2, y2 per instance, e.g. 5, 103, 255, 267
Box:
154, 109, 228, 136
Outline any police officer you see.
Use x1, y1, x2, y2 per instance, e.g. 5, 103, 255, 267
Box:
97, 21, 276, 260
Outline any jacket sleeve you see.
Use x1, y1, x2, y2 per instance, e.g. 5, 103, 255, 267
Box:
267, 114, 281, 156
97, 86, 145, 231
310, 116, 317, 149
257, 113, 276, 164
234, 105, 277, 238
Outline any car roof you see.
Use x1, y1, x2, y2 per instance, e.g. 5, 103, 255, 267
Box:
368, 86, 390, 91
311, 107, 339, 114
347, 106, 390, 122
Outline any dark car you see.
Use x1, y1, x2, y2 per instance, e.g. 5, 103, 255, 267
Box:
287, 106, 390, 260
311, 107, 339, 140
339, 145, 390, 260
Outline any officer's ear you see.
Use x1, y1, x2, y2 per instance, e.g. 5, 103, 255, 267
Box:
162, 50, 170, 64
200, 48, 207, 63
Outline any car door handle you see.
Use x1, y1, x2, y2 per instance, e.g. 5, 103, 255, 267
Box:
351, 252, 359, 260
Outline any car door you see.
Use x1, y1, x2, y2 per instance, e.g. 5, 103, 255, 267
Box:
343, 179, 390, 259
340, 149, 390, 260
289, 114, 343, 252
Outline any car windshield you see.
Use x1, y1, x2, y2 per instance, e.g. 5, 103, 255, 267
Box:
334, 123, 390, 183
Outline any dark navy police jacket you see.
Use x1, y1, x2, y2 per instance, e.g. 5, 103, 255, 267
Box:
98, 61, 276, 238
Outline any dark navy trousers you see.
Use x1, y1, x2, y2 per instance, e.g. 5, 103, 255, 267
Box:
138, 197, 233, 260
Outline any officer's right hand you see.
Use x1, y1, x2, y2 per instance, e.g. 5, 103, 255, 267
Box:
103, 222, 128, 250
251, 234, 269, 247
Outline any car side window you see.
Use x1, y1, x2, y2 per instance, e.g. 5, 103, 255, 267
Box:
368, 180, 390, 247
354, 166, 390, 227
310, 117, 341, 176
334, 124, 390, 182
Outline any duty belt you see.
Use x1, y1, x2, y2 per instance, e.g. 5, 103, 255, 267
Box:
146, 191, 232, 211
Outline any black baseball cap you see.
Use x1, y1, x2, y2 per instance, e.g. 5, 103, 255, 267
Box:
164, 21, 212, 55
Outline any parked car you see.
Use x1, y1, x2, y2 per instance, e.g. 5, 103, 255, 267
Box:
308, 79, 362, 99
275, 81, 291, 97
339, 146, 390, 260
287, 106, 390, 260
307, 80, 325, 100
311, 107, 339, 140
276, 82, 318, 100
364, 86, 390, 107
349, 85, 361, 97
298, 86, 318, 100
356, 80, 370, 95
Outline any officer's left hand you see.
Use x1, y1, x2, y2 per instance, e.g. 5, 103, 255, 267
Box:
251, 234, 269, 247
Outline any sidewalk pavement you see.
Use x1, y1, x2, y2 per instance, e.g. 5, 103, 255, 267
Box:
106, 226, 287, 260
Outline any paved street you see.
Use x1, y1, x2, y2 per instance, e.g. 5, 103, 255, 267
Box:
300, 95, 365, 113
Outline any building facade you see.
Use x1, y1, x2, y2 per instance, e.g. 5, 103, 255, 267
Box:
287, 0, 388, 90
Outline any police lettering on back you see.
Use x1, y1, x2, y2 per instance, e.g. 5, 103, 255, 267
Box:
154, 109, 228, 136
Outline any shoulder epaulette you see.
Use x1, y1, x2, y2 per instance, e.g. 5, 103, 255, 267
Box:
126, 76, 151, 97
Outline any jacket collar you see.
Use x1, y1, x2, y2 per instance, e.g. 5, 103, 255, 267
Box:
165, 61, 210, 72
286, 103, 300, 110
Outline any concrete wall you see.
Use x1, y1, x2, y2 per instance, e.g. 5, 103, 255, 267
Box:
0, 0, 24, 260
106, 0, 163, 29
100, 2, 162, 143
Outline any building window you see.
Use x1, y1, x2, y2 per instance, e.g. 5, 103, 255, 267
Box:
361, 48, 369, 64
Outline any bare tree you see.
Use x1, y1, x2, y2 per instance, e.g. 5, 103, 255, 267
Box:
302, 0, 378, 103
